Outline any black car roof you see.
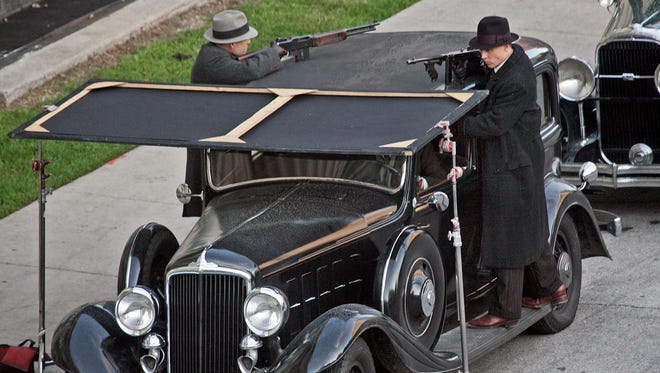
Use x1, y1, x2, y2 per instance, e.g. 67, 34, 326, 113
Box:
9, 32, 494, 155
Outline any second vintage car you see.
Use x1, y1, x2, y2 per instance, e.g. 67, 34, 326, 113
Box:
10, 31, 620, 372
559, 0, 660, 188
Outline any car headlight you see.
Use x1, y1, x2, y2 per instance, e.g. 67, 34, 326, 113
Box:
654, 64, 660, 94
115, 286, 159, 336
558, 57, 595, 102
243, 287, 289, 337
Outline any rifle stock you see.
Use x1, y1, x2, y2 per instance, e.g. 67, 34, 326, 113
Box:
239, 21, 379, 62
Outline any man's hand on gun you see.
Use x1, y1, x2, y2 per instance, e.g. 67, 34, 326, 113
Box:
273, 44, 287, 58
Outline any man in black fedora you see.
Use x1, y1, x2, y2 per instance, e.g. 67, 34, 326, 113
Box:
456, 16, 567, 328
191, 9, 286, 85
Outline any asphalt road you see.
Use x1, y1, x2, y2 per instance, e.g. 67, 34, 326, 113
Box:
3, 0, 659, 372
471, 188, 660, 372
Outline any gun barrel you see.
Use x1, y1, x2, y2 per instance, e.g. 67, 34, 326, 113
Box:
407, 56, 442, 65
407, 49, 479, 65
345, 21, 380, 36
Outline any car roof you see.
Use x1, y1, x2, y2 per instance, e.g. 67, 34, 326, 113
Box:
9, 32, 494, 155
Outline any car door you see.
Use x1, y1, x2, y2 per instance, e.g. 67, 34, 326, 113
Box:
412, 134, 488, 318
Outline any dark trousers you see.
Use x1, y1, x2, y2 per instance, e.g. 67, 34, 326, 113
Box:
490, 244, 563, 319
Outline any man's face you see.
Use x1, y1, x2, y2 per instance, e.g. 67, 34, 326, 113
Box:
229, 39, 251, 56
480, 44, 511, 69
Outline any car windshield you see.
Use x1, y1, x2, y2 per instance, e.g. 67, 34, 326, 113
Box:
208, 150, 406, 191
610, 0, 660, 30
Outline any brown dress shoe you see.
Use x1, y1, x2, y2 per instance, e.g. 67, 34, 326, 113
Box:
467, 313, 519, 329
522, 284, 568, 309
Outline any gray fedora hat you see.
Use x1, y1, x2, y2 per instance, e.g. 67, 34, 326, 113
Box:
204, 10, 258, 44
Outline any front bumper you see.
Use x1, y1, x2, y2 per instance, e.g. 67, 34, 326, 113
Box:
563, 162, 660, 188
52, 301, 462, 373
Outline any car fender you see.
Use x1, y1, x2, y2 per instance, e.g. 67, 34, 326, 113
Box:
545, 177, 611, 259
266, 304, 460, 373
378, 226, 445, 315
51, 301, 139, 373
117, 222, 179, 293
560, 99, 599, 163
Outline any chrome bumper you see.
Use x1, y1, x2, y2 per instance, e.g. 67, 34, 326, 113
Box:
562, 162, 660, 188
592, 209, 622, 237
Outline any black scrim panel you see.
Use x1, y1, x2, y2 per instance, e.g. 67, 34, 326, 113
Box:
10, 32, 488, 155
11, 84, 275, 147
10, 81, 479, 154
242, 94, 458, 153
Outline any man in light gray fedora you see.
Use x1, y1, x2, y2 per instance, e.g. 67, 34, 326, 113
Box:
191, 9, 285, 85
186, 10, 287, 216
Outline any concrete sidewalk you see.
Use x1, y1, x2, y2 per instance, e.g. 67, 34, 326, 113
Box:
0, 0, 611, 371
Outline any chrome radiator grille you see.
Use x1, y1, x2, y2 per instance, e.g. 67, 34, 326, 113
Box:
596, 41, 660, 164
168, 272, 248, 373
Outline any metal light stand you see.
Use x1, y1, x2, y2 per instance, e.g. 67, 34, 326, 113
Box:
32, 140, 51, 373
438, 121, 469, 373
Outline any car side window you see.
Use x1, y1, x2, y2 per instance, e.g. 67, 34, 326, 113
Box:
536, 73, 550, 129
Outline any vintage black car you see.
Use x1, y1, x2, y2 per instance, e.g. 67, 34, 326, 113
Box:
559, 0, 660, 188
10, 32, 620, 373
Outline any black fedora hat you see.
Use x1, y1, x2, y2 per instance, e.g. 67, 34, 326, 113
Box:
469, 16, 519, 50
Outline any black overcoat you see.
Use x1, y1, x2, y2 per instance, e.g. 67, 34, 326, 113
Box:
460, 44, 548, 268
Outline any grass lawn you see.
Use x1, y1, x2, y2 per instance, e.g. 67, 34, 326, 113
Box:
0, 0, 419, 219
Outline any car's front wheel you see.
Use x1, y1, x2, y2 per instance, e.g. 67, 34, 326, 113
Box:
328, 337, 375, 373
531, 215, 582, 333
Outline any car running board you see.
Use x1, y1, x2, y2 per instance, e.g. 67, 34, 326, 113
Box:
433, 304, 552, 363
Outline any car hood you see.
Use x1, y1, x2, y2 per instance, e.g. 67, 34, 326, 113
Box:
601, 23, 660, 43
602, 1, 660, 42
167, 182, 397, 274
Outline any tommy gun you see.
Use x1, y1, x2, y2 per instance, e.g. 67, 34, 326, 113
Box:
240, 21, 379, 62
407, 49, 487, 89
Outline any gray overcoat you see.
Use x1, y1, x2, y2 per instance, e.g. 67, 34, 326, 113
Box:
191, 43, 282, 85
460, 44, 548, 268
